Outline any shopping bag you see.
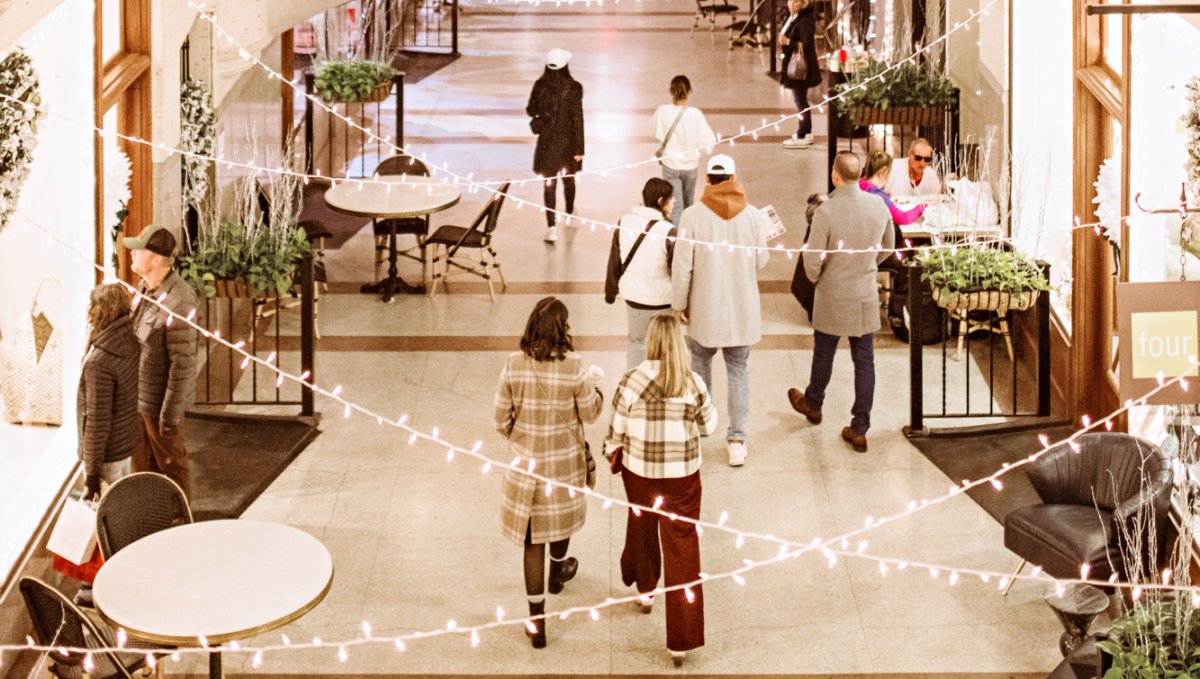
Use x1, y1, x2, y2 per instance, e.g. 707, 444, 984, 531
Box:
53, 549, 104, 585
47, 497, 98, 565
0, 279, 64, 425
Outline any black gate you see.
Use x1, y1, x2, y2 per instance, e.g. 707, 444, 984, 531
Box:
388, 0, 459, 54
903, 260, 1053, 437
195, 252, 316, 417
304, 72, 405, 178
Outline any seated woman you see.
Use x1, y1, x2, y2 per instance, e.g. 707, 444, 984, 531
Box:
859, 150, 925, 226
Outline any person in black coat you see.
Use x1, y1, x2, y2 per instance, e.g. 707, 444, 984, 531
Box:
779, 0, 822, 149
527, 48, 585, 243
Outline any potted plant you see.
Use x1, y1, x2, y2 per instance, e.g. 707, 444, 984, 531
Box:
1097, 593, 1200, 676
916, 245, 1050, 314
836, 58, 957, 128
313, 59, 397, 104
180, 166, 310, 299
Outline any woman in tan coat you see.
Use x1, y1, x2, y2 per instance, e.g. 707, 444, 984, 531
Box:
494, 297, 603, 648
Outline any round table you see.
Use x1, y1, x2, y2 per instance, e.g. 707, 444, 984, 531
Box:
324, 175, 461, 301
1044, 583, 1108, 657
93, 520, 334, 679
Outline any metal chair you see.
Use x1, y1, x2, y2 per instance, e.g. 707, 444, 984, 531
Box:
426, 183, 511, 301
96, 472, 193, 560
692, 0, 738, 39
19, 576, 150, 679
374, 155, 432, 285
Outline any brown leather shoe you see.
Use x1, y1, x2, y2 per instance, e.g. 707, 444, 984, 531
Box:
787, 388, 822, 424
841, 427, 868, 453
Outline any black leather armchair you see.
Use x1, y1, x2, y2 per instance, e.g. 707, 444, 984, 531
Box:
1002, 433, 1173, 593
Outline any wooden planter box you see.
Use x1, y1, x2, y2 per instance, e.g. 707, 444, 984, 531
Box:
931, 286, 1039, 315
212, 279, 282, 299
850, 105, 946, 127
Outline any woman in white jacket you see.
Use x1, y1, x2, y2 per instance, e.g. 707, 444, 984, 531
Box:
650, 76, 717, 225
618, 178, 677, 369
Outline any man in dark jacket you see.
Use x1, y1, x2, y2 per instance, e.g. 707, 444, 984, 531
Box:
124, 226, 199, 496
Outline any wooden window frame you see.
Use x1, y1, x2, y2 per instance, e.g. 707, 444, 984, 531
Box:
94, 0, 152, 284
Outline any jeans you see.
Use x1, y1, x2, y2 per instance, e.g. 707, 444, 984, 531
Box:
660, 166, 697, 225
626, 305, 671, 370
790, 85, 811, 138
687, 338, 749, 442
804, 330, 875, 434
543, 176, 576, 226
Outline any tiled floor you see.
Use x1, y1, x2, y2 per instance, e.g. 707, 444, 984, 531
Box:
197, 3, 1062, 676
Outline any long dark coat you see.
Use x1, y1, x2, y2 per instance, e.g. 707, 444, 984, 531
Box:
526, 67, 585, 177
780, 6, 822, 89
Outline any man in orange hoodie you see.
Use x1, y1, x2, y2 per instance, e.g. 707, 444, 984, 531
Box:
671, 154, 769, 467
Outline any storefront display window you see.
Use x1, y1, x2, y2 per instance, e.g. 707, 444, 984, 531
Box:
0, 0, 95, 585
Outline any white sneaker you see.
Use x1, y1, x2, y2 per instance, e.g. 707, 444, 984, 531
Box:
727, 441, 747, 467
544, 226, 558, 243
783, 135, 813, 149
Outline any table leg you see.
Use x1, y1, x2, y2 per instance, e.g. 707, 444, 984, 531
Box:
209, 650, 223, 679
360, 221, 426, 301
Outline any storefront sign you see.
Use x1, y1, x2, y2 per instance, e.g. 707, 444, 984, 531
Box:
1117, 281, 1200, 405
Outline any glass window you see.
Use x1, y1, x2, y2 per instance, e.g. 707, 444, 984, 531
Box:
102, 0, 122, 63
1102, 0, 1123, 77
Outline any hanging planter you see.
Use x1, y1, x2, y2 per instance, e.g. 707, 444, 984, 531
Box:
850, 105, 946, 127
211, 278, 281, 300
917, 246, 1050, 314
0, 48, 45, 234
835, 59, 956, 118
313, 60, 397, 104
931, 286, 1040, 315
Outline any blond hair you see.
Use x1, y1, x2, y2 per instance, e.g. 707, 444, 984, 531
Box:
645, 315, 694, 398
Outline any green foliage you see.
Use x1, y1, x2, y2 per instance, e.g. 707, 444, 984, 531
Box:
1098, 595, 1200, 678
179, 221, 309, 298
835, 59, 956, 113
314, 60, 396, 103
916, 246, 1049, 303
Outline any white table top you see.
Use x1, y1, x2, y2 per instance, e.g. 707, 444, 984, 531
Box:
92, 520, 333, 645
324, 175, 461, 219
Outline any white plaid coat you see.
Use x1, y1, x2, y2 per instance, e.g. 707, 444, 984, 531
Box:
495, 351, 603, 545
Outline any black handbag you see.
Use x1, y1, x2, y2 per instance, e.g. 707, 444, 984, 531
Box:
790, 255, 815, 321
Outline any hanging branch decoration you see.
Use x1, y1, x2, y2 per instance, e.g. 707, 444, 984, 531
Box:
180, 79, 216, 210
102, 134, 132, 275
1093, 155, 1123, 274
0, 48, 44, 234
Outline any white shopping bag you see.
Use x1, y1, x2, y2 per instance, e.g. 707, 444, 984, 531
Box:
47, 497, 98, 565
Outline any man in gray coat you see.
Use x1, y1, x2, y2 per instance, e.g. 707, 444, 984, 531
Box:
124, 226, 199, 496
787, 151, 893, 452
672, 154, 769, 467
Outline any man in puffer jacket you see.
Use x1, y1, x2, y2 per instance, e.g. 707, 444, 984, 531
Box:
123, 226, 199, 497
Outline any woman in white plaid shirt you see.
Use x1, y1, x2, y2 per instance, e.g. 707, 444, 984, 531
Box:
604, 314, 717, 667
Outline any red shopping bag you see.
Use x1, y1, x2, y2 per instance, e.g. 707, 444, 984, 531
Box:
53, 547, 104, 585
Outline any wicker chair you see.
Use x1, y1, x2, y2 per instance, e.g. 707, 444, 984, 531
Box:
96, 473, 193, 559
374, 155, 433, 285
426, 182, 511, 301
19, 577, 149, 679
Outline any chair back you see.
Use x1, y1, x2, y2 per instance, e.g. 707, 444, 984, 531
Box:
375, 155, 430, 177
96, 472, 193, 559
1027, 433, 1172, 510
447, 183, 510, 255
19, 577, 140, 679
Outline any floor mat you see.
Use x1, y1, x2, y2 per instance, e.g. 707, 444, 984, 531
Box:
392, 51, 459, 84
908, 425, 1075, 525
186, 413, 320, 521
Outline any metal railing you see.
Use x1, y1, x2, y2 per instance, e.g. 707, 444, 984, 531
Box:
303, 72, 405, 178
388, 0, 459, 54
194, 252, 316, 417
903, 260, 1052, 437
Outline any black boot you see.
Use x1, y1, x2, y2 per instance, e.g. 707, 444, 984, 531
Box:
526, 600, 547, 649
548, 556, 578, 594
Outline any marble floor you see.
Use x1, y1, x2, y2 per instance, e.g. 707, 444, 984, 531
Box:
180, 2, 1063, 676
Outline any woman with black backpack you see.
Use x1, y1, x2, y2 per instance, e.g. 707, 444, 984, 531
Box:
527, 48, 585, 243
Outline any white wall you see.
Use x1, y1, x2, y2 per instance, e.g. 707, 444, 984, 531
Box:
0, 0, 95, 589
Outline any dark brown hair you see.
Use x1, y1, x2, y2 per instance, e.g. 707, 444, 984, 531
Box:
669, 75, 692, 104
520, 297, 573, 362
642, 178, 674, 217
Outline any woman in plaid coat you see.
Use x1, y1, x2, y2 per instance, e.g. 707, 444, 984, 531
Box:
604, 314, 717, 667
494, 297, 603, 648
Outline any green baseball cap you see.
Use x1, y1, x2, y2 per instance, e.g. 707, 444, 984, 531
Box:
122, 225, 177, 257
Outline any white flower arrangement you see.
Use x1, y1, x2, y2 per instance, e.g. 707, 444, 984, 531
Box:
103, 134, 132, 274
1093, 155, 1122, 246
0, 48, 45, 234
1184, 75, 1200, 205
180, 79, 216, 209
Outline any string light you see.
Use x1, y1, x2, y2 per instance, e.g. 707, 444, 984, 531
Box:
16, 215, 1200, 659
